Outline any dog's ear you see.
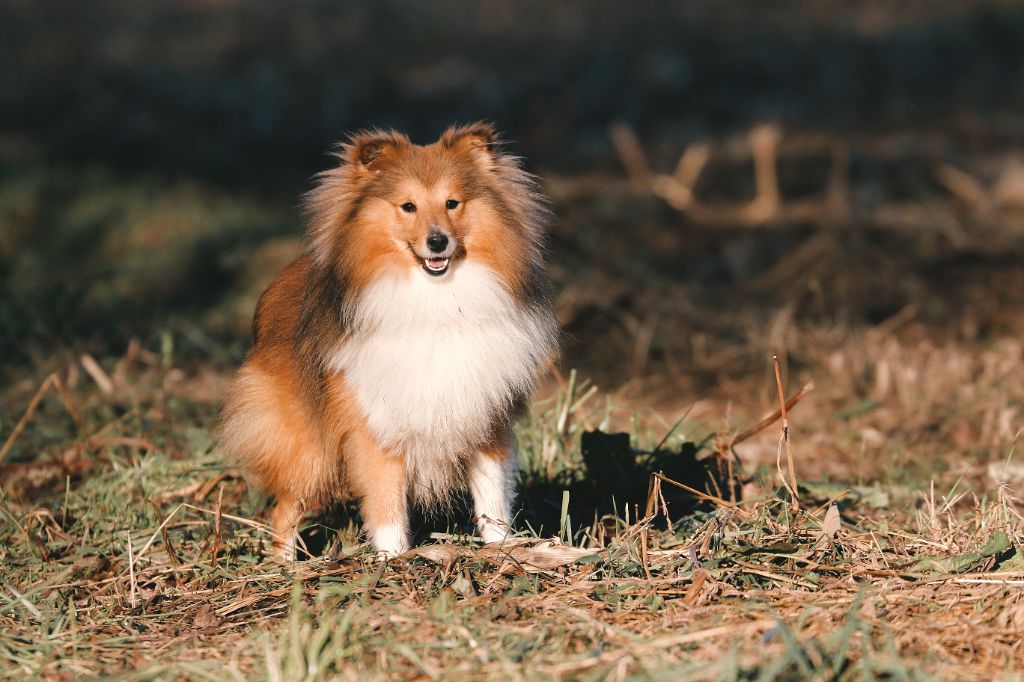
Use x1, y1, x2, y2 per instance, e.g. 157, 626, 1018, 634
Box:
440, 122, 502, 164
344, 129, 409, 171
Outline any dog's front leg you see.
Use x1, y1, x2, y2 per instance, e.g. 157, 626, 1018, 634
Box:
347, 428, 410, 559
469, 430, 517, 544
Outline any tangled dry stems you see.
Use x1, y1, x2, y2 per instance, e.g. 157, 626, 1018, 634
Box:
2, 329, 1023, 679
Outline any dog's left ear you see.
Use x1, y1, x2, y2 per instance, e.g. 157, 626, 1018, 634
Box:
441, 122, 502, 165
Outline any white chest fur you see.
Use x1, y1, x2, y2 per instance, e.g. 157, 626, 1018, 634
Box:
329, 262, 554, 502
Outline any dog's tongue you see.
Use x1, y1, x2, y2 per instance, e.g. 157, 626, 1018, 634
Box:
427, 258, 447, 269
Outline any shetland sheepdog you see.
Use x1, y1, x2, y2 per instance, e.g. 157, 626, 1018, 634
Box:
219, 122, 557, 559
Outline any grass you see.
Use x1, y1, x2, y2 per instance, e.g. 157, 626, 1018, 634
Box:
2, 340, 1023, 680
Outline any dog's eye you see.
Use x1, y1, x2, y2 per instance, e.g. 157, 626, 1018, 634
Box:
445, 199, 460, 210
401, 202, 417, 213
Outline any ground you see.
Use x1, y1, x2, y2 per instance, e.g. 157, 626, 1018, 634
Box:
1, 314, 1022, 679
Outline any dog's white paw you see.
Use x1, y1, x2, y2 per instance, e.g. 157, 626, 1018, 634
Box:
371, 522, 409, 560
478, 516, 511, 544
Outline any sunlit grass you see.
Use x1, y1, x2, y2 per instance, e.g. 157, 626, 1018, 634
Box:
2, 355, 1023, 679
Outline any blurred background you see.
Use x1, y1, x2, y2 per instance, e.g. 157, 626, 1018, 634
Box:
2, 0, 1024, 412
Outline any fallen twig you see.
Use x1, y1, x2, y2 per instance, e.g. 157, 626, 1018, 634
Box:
0, 373, 80, 462
726, 381, 815, 448
80, 354, 114, 395
773, 355, 800, 513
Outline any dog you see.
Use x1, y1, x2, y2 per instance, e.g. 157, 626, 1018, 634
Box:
219, 122, 557, 559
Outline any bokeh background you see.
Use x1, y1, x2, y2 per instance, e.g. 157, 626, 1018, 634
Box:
2, 0, 1024, 404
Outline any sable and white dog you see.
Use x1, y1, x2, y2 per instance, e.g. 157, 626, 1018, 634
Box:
219, 122, 557, 559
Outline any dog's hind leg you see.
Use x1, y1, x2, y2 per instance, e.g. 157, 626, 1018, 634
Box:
269, 496, 304, 560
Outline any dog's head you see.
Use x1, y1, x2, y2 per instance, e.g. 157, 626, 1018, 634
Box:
306, 122, 547, 295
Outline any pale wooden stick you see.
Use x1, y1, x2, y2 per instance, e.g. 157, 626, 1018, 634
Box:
609, 122, 653, 189
744, 124, 782, 222
126, 531, 138, 610
773, 355, 799, 512
80, 354, 114, 395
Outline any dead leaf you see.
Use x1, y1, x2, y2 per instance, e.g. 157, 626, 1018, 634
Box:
399, 538, 593, 573
812, 504, 841, 552
821, 504, 841, 539
399, 544, 465, 564
682, 569, 710, 607
481, 538, 593, 571
193, 604, 220, 629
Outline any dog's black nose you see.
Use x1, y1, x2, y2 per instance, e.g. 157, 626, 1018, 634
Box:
426, 232, 449, 253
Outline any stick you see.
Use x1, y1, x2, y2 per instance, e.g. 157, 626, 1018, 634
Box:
195, 470, 236, 501
80, 354, 114, 395
640, 527, 652, 581
211, 484, 224, 566
129, 503, 185, 570
935, 163, 988, 208
556, 369, 577, 436
609, 122, 653, 189
126, 531, 138, 610
745, 124, 782, 222
654, 472, 751, 518
773, 355, 799, 512
0, 374, 56, 462
644, 472, 659, 519
727, 381, 814, 448
148, 500, 181, 568
652, 143, 710, 211
50, 375, 81, 427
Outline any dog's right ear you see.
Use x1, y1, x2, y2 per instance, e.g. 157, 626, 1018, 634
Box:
343, 130, 409, 171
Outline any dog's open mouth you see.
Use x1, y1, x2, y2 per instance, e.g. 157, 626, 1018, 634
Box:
422, 257, 450, 276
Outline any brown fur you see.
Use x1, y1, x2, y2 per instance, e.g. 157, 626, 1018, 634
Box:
219, 122, 554, 558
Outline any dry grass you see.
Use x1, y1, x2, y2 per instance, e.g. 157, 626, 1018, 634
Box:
2, 325, 1023, 680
